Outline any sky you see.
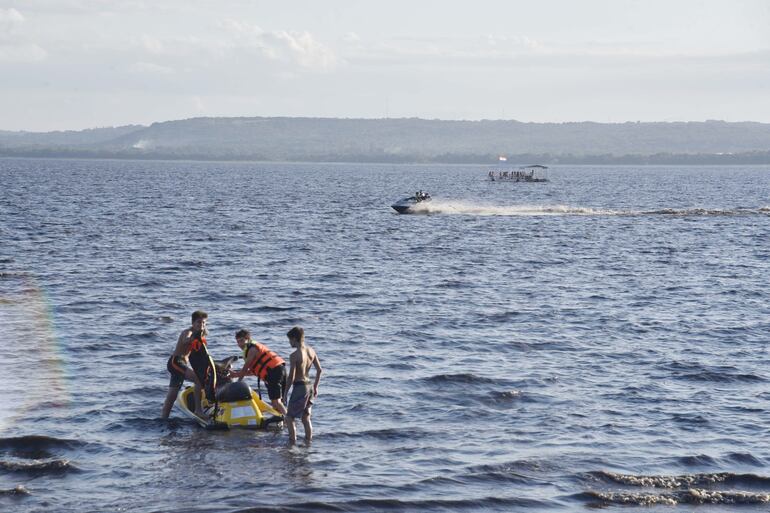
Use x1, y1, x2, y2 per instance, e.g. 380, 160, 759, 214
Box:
1, 0, 769, 131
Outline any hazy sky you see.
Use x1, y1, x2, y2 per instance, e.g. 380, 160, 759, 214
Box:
1, 0, 769, 131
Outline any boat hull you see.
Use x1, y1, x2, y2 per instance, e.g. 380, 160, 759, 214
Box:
391, 204, 413, 214
391, 196, 431, 214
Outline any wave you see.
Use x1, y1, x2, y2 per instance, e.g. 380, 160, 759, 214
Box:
676, 454, 719, 467
0, 485, 30, 496
423, 373, 497, 385
488, 389, 523, 402
0, 435, 84, 455
589, 470, 770, 489
465, 459, 560, 477
232, 495, 550, 512
579, 489, 770, 506
0, 458, 78, 475
105, 417, 175, 432
250, 305, 294, 312
481, 389, 545, 407
725, 453, 765, 466
660, 361, 766, 384
324, 427, 429, 442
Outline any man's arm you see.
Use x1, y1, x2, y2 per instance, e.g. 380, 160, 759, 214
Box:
284, 351, 297, 404
311, 351, 322, 397
172, 329, 189, 356
231, 348, 256, 381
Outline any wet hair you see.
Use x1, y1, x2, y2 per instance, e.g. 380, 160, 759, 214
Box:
235, 328, 250, 340
287, 326, 304, 344
191, 310, 208, 323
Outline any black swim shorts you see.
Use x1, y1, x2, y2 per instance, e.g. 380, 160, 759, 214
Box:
167, 356, 190, 388
265, 364, 287, 400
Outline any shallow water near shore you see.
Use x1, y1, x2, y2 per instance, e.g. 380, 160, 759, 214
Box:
1, 159, 770, 512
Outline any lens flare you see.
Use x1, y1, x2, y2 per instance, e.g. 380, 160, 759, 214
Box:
0, 273, 70, 433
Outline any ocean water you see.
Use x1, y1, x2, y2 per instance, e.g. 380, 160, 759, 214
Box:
1, 158, 770, 512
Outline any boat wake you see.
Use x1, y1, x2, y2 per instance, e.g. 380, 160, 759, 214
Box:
407, 201, 608, 216
401, 201, 770, 217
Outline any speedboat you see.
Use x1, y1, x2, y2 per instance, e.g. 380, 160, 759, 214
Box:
391, 191, 431, 214
174, 356, 284, 430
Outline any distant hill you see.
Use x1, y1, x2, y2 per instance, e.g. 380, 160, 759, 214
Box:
2, 117, 770, 164
0, 125, 144, 147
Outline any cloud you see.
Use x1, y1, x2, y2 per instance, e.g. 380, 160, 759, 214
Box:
0, 8, 47, 62
343, 32, 764, 74
0, 7, 25, 27
14, 0, 151, 15
219, 19, 340, 71
0, 43, 47, 62
140, 34, 164, 55
125, 21, 341, 73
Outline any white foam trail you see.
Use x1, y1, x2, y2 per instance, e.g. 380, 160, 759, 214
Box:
414, 201, 614, 216
407, 201, 770, 217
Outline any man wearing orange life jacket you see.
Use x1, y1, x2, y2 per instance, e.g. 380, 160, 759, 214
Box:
229, 329, 288, 416
161, 310, 208, 419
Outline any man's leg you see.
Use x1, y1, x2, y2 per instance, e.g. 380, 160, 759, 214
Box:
271, 398, 287, 416
301, 412, 313, 443
286, 416, 297, 445
270, 370, 288, 416
193, 383, 204, 416
185, 368, 205, 417
161, 386, 179, 418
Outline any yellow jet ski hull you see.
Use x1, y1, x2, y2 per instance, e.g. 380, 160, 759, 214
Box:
175, 385, 283, 430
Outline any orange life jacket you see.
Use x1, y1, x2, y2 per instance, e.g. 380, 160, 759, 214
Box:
190, 336, 207, 352
243, 341, 284, 380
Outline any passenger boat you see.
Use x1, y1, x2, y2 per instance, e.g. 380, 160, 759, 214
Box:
488, 162, 549, 182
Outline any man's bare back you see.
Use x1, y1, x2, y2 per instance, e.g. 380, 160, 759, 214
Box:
290, 345, 317, 382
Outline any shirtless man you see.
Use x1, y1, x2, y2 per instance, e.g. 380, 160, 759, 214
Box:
161, 310, 208, 419
283, 326, 322, 445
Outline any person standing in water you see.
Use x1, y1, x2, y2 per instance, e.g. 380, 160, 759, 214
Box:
162, 310, 208, 419
229, 329, 288, 416
283, 326, 322, 445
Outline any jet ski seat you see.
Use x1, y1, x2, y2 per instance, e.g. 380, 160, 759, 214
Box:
215, 381, 253, 402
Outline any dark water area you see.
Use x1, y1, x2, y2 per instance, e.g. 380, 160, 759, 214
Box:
1, 158, 770, 512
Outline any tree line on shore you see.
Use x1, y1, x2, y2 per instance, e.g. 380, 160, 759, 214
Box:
2, 117, 770, 164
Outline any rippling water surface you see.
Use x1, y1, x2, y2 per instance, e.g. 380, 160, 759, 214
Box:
1, 159, 770, 512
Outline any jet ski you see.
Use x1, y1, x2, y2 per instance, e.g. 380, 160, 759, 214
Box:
391, 190, 432, 214
174, 356, 284, 430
